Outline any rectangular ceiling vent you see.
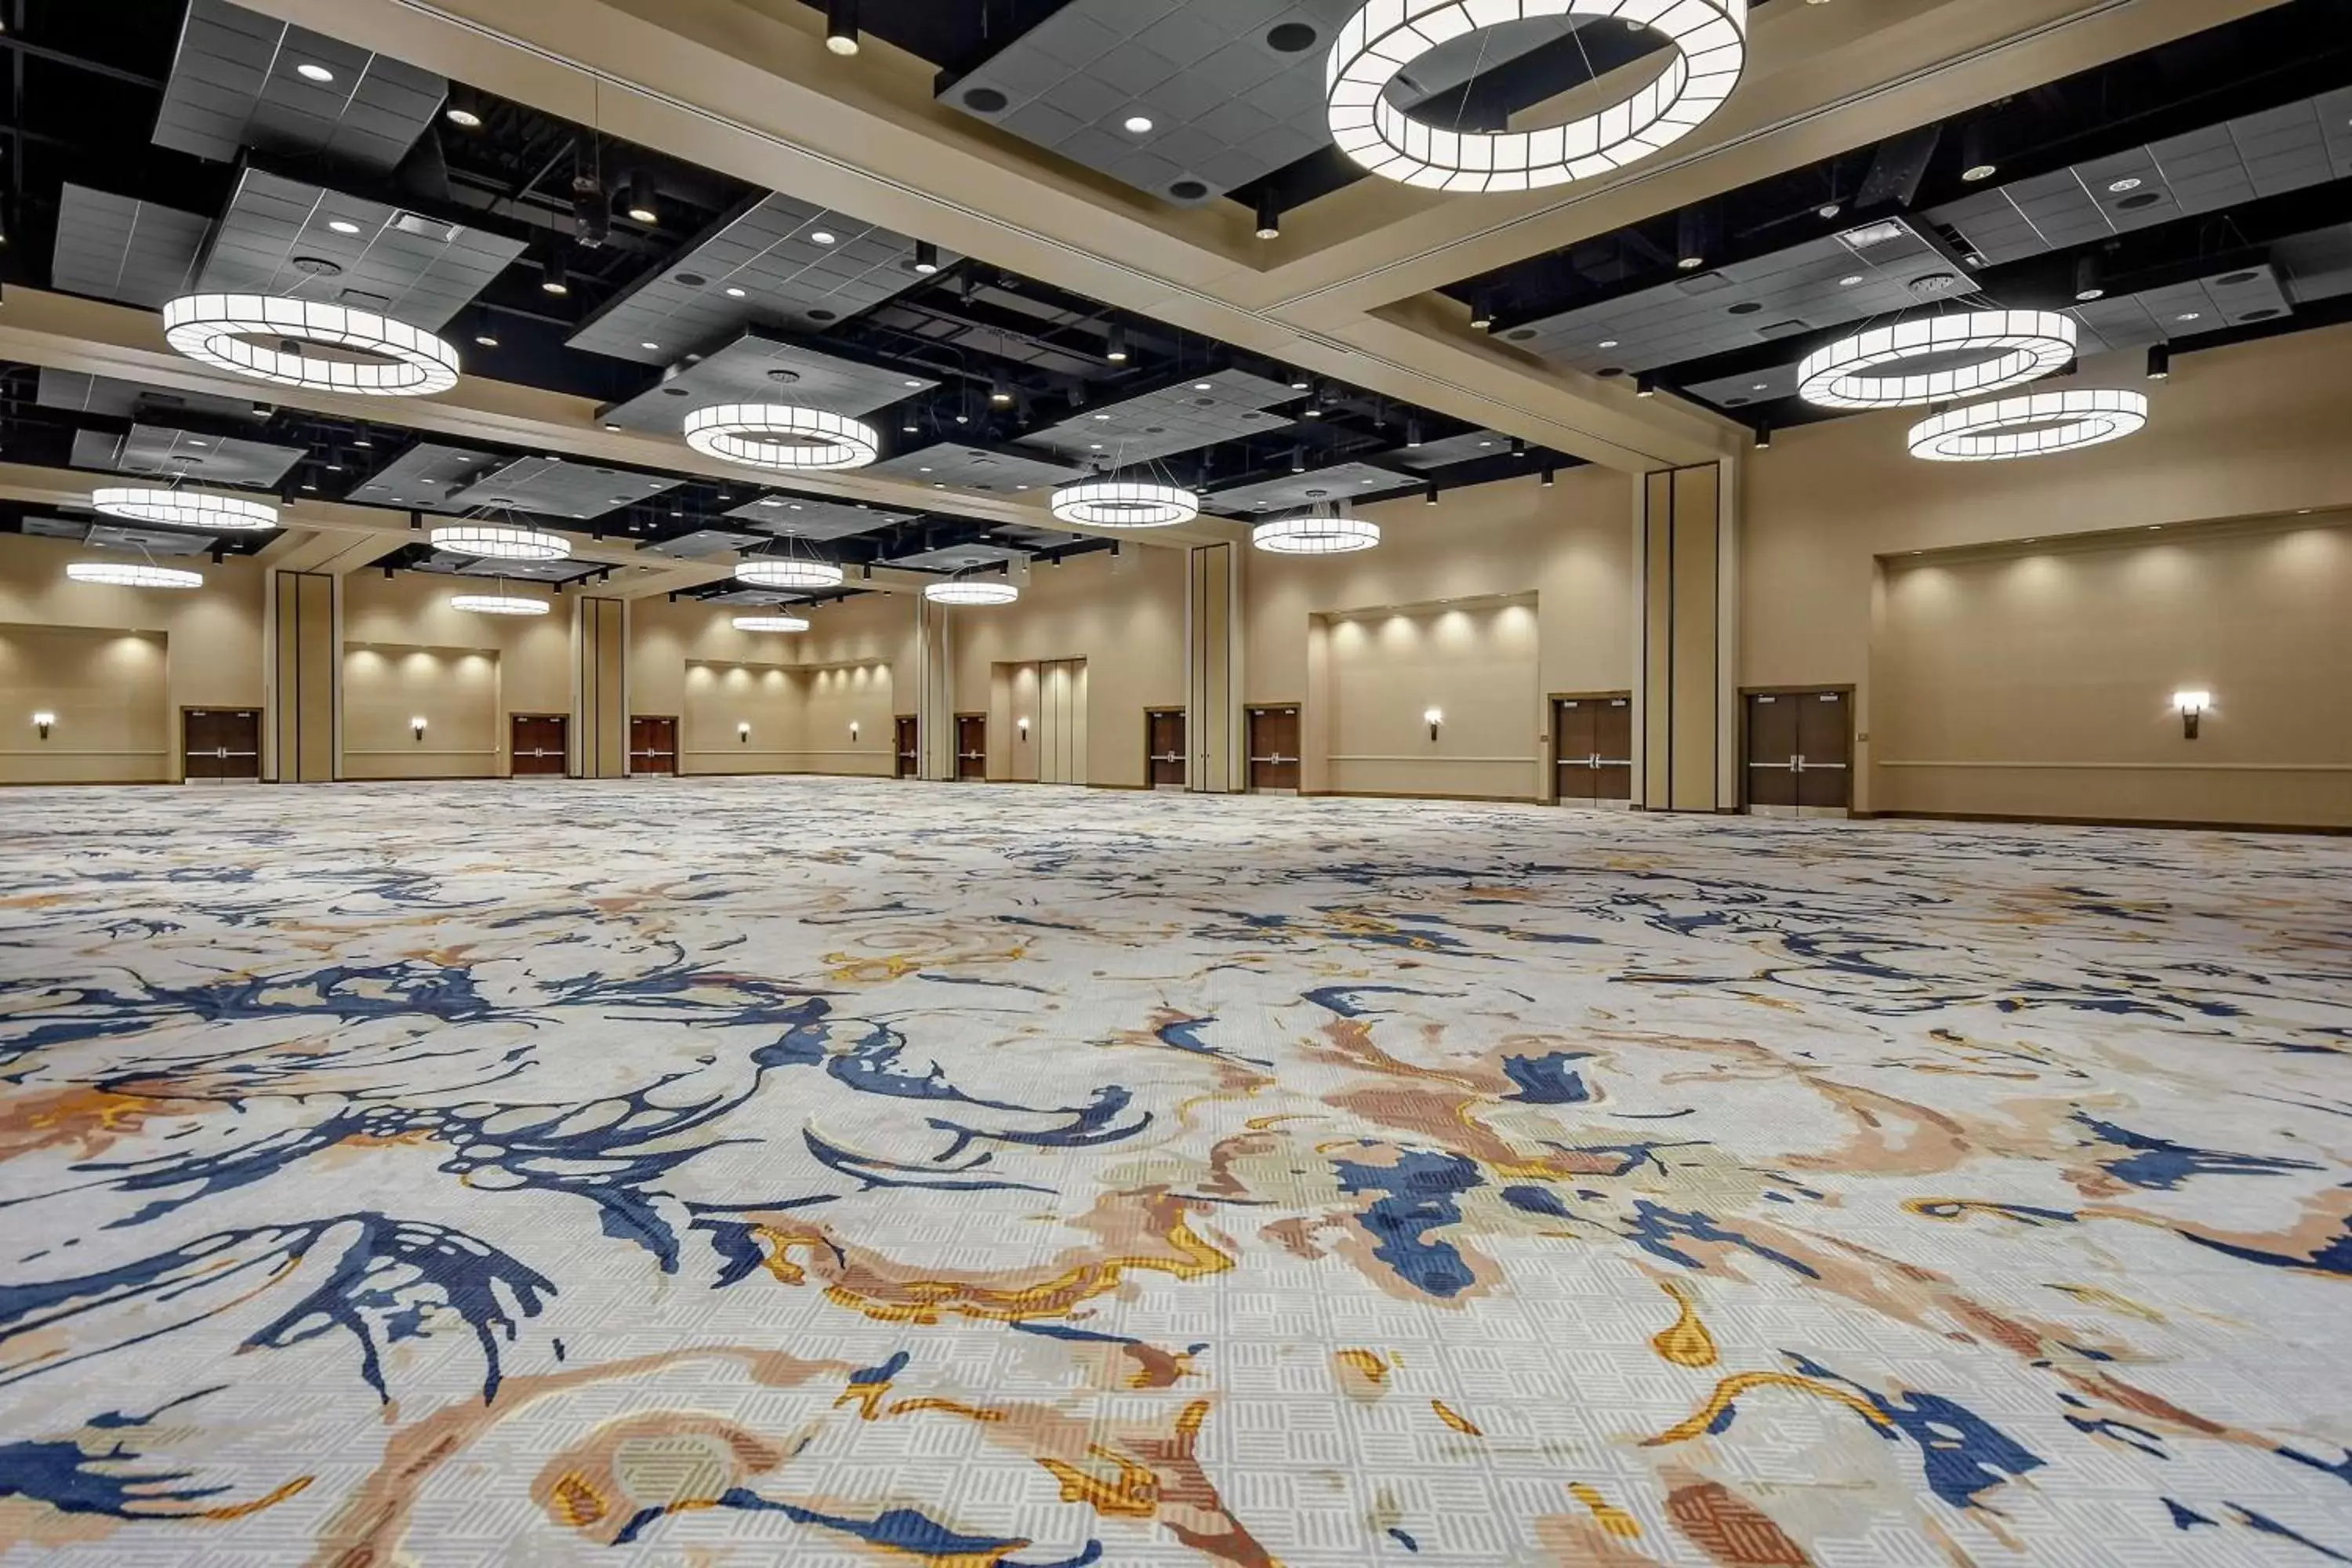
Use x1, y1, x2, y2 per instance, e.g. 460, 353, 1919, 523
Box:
1673, 270, 1733, 295
1837, 218, 1915, 253
339, 288, 391, 310
392, 211, 461, 244
1758, 320, 1813, 339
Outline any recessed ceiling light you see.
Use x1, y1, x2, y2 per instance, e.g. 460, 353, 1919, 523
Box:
903, 379, 923, 387
1817, 202, 1842, 218
1838, 274, 1863, 287
2176, 311, 2201, 322
641, 341, 661, 351
296, 63, 335, 83
1093, 412, 1111, 420
2107, 177, 2143, 193
810, 230, 837, 245
1751, 382, 1768, 391
725, 286, 746, 298
918, 466, 932, 473
1962, 163, 1997, 182
445, 105, 483, 129
1598, 339, 1619, 349
1193, 382, 1214, 391
328, 220, 361, 235
475, 333, 499, 347
1123, 116, 1154, 135
602, 423, 621, 432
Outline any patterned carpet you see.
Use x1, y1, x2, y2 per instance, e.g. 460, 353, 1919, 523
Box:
0, 779, 2347, 1567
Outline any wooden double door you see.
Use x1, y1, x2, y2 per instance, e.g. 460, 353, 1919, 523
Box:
629, 716, 677, 775
895, 716, 919, 779
1744, 689, 1852, 816
1552, 694, 1632, 807
510, 714, 569, 777
183, 709, 260, 782
956, 715, 987, 781
1147, 708, 1187, 789
1247, 706, 1300, 793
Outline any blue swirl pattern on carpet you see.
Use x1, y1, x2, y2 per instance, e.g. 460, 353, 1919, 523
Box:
0, 779, 2346, 1566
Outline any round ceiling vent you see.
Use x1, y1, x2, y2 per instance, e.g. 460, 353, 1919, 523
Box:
766, 368, 802, 385
662, 387, 689, 397
1506, 328, 1537, 340
2217, 270, 2259, 286
1169, 179, 1209, 201
1908, 271, 1963, 298
2240, 307, 2281, 321
1267, 22, 1319, 52
2116, 191, 2164, 210
1304, 488, 1329, 499
291, 256, 343, 277
808, 309, 838, 322
963, 86, 1008, 113
1727, 301, 1763, 315
1596, 366, 1626, 378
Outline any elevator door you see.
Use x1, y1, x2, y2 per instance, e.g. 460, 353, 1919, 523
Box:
1746, 691, 1850, 817
511, 714, 569, 777
1247, 706, 1300, 793
1147, 709, 1187, 789
183, 710, 260, 782
956, 715, 987, 781
895, 716, 919, 779
629, 715, 677, 775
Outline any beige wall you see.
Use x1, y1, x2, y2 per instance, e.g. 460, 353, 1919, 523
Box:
343, 572, 572, 777
1875, 519, 2351, 828
1744, 322, 2352, 817
1247, 466, 1635, 799
0, 533, 265, 785
633, 592, 906, 776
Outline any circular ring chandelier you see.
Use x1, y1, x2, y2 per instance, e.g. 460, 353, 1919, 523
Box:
1327, 0, 1749, 193
684, 405, 880, 471
736, 559, 844, 590
1251, 513, 1381, 556
431, 523, 573, 561
733, 615, 811, 633
163, 294, 460, 397
1908, 389, 2150, 463
1798, 310, 2076, 409
66, 561, 203, 590
451, 593, 550, 616
92, 487, 279, 532
1050, 478, 1200, 529
924, 579, 1019, 606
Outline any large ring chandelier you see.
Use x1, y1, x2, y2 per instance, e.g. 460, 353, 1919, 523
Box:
66, 561, 203, 590
924, 579, 1019, 606
1327, 0, 1749, 193
1050, 478, 1200, 529
163, 294, 460, 397
684, 405, 880, 471
92, 487, 279, 532
736, 559, 844, 590
1908, 389, 2149, 463
1251, 512, 1380, 555
733, 614, 811, 633
451, 593, 550, 616
431, 522, 572, 561
1798, 310, 2075, 409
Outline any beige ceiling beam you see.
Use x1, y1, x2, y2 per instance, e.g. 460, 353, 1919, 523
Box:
0, 287, 1246, 549
227, 0, 1730, 470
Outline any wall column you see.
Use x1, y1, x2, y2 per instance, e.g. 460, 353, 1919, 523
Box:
1185, 541, 1243, 793
267, 569, 337, 782
913, 595, 956, 780
575, 596, 628, 779
1635, 462, 1739, 812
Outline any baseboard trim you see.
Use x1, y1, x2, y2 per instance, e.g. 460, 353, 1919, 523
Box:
1862, 808, 2352, 837
1303, 788, 1544, 805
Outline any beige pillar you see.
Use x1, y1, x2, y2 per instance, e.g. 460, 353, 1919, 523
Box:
1636, 462, 1739, 812
1185, 541, 1243, 793
267, 569, 337, 782
913, 596, 956, 780
575, 596, 628, 778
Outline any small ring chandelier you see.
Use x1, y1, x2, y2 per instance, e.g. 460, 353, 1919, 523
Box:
91, 487, 279, 532
1327, 0, 1749, 194
924, 578, 1019, 605
1049, 477, 1200, 529
1798, 310, 2077, 409
684, 405, 880, 471
1251, 503, 1380, 556
733, 614, 811, 633
735, 554, 845, 590
163, 294, 460, 397
451, 593, 550, 616
431, 519, 573, 561
67, 560, 203, 590
1908, 389, 2150, 463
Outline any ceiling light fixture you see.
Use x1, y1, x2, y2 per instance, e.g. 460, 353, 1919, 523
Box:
624, 175, 659, 225
1798, 310, 2076, 408
444, 88, 484, 129
737, 558, 845, 590
1123, 115, 1155, 135
164, 295, 460, 397
734, 614, 811, 633
1907, 387, 2149, 462
92, 488, 278, 532
452, 593, 550, 616
826, 0, 860, 56
913, 240, 940, 274
1051, 478, 1200, 528
2147, 344, 2172, 380
432, 521, 572, 561
2107, 176, 2143, 193
925, 579, 1018, 605
1469, 292, 1496, 330
1635, 372, 1659, 398
327, 219, 361, 235
1105, 324, 1129, 363
809, 230, 837, 246
684, 405, 880, 470
66, 561, 202, 590
1255, 190, 1283, 240
1252, 506, 1379, 555
2073, 254, 2106, 303
296, 62, 335, 83
1327, 0, 1748, 193
541, 251, 569, 296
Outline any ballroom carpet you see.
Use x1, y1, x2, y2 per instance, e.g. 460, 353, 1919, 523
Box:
0, 779, 2346, 1567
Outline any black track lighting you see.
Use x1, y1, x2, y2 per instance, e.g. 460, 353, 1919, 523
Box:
1290, 446, 1306, 474
989, 377, 1014, 406
1105, 323, 1129, 364
1958, 123, 1998, 183
1287, 368, 1312, 392
1755, 424, 1773, 451
826, 0, 860, 56
1676, 207, 1713, 270
1540, 463, 1557, 487
1425, 481, 1439, 506
913, 240, 939, 274
540, 249, 569, 296
623, 173, 659, 227
443, 85, 485, 129
2146, 344, 2172, 381
1254, 189, 1283, 241
1302, 382, 1324, 417
1635, 372, 1659, 398
2073, 253, 2106, 303
1510, 436, 1527, 458
1469, 292, 1495, 331
1406, 418, 1423, 448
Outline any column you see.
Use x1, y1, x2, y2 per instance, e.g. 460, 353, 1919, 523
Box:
575, 596, 628, 779
1185, 541, 1243, 793
267, 569, 337, 782
1636, 461, 1739, 812
913, 595, 956, 780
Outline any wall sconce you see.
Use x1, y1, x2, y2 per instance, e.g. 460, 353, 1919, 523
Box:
411, 717, 428, 740
849, 720, 861, 741
1425, 707, 1444, 741
2172, 689, 2210, 740
738, 721, 752, 742
1017, 717, 1030, 737
32, 712, 55, 740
